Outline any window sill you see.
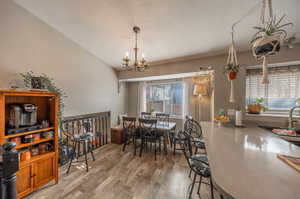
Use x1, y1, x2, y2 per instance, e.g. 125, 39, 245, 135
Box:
246, 113, 300, 118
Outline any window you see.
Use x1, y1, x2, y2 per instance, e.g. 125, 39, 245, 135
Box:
145, 82, 184, 117
246, 65, 300, 115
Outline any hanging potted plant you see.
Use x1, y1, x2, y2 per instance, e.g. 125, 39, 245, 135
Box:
225, 63, 240, 80
251, 15, 293, 59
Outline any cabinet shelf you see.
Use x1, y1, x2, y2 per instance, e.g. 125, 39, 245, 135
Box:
16, 137, 54, 150
4, 127, 55, 139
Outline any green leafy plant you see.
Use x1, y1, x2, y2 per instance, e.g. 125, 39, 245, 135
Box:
251, 15, 293, 44
224, 63, 240, 73
20, 71, 67, 126
254, 98, 268, 112
296, 98, 300, 102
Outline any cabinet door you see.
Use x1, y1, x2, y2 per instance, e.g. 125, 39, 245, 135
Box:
17, 164, 34, 198
33, 154, 55, 189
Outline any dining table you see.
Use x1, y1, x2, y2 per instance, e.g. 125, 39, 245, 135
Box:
137, 120, 176, 154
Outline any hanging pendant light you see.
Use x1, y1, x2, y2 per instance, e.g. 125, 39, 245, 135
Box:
122, 26, 149, 72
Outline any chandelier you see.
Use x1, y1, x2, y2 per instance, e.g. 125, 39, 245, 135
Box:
122, 26, 149, 72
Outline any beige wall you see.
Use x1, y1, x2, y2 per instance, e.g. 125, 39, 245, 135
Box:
119, 44, 300, 126
0, 0, 127, 125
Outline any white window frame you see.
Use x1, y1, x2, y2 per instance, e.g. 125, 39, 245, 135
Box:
144, 81, 186, 119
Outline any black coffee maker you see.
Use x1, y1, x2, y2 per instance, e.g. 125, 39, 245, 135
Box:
0, 142, 19, 199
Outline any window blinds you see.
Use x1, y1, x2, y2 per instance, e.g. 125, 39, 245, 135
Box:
246, 65, 300, 111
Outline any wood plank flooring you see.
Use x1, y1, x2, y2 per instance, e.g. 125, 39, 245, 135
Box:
26, 144, 219, 199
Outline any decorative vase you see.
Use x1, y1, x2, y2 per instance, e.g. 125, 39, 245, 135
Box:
227, 71, 237, 80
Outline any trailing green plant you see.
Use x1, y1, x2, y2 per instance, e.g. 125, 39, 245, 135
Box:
296, 98, 300, 103
251, 15, 293, 44
20, 71, 67, 126
224, 63, 240, 73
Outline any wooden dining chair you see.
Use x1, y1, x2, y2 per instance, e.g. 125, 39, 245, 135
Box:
138, 118, 161, 160
122, 116, 137, 153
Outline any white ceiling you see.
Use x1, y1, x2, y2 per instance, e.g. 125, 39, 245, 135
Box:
14, 0, 300, 68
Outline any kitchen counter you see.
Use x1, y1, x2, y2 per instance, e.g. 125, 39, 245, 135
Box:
201, 122, 300, 199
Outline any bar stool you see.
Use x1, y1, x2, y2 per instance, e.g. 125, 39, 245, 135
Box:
63, 121, 95, 173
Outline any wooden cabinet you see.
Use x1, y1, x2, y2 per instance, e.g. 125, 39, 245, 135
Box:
17, 164, 33, 198
33, 153, 56, 189
111, 126, 124, 144
0, 90, 59, 199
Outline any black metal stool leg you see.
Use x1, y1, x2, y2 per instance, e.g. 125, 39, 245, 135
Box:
89, 140, 95, 161
197, 176, 202, 194
67, 141, 77, 174
84, 141, 89, 172
189, 172, 197, 199
189, 168, 192, 178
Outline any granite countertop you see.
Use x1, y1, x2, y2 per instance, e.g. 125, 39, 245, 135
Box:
201, 121, 300, 199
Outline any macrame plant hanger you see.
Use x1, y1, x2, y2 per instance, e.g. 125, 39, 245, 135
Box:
259, 0, 273, 84
227, 27, 239, 103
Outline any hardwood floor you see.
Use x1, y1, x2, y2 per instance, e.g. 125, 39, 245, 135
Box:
26, 144, 219, 199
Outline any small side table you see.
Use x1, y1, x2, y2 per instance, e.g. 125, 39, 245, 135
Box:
111, 125, 124, 144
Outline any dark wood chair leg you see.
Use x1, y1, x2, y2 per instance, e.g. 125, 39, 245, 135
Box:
134, 136, 137, 156
139, 138, 144, 157
173, 139, 176, 155
154, 139, 157, 160
210, 177, 214, 199
122, 134, 127, 152
189, 168, 192, 178
220, 193, 224, 199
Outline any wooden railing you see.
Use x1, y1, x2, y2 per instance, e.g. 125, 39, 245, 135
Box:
61, 111, 111, 149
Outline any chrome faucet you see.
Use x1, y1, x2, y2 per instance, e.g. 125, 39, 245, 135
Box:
288, 106, 300, 129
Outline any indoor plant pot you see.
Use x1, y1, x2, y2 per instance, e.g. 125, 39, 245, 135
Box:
252, 34, 281, 58
224, 64, 239, 81
247, 104, 262, 114
227, 70, 237, 80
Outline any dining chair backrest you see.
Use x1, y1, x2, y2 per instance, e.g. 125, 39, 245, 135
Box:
122, 116, 136, 134
138, 118, 157, 137
184, 118, 203, 140
141, 112, 152, 119
178, 130, 193, 160
156, 113, 170, 127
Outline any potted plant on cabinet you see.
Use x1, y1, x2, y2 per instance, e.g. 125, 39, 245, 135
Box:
225, 63, 239, 80
247, 98, 268, 114
251, 15, 293, 59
